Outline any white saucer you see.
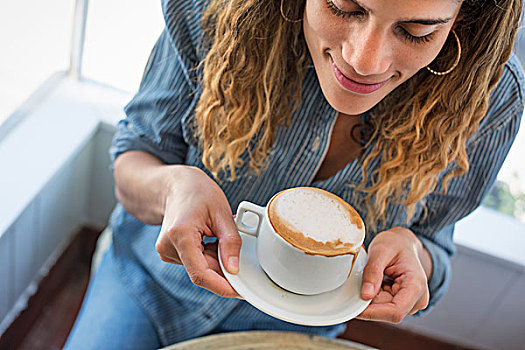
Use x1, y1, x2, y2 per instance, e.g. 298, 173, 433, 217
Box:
219, 232, 371, 326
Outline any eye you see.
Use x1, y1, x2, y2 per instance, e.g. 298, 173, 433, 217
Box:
396, 26, 434, 45
326, 0, 366, 19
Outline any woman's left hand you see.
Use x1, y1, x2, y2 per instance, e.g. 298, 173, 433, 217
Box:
357, 227, 432, 323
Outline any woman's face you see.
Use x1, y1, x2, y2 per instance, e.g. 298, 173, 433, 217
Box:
303, 0, 462, 115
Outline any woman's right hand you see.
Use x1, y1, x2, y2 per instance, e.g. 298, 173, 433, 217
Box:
154, 165, 242, 298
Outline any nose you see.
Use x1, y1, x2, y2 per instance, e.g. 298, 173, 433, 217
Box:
341, 26, 392, 76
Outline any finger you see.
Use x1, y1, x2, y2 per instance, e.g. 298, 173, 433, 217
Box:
202, 241, 244, 299
360, 281, 421, 323
381, 281, 393, 295
201, 243, 242, 299
203, 241, 219, 261
155, 233, 183, 264
357, 273, 422, 323
160, 255, 183, 265
361, 246, 396, 300
202, 242, 222, 276
408, 300, 427, 315
175, 231, 239, 298
356, 290, 393, 321
373, 290, 394, 304
215, 214, 242, 275
202, 252, 241, 298
390, 275, 425, 314
409, 288, 429, 315
203, 251, 223, 275
408, 308, 419, 315
357, 303, 404, 323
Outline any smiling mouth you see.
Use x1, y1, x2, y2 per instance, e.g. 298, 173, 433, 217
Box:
330, 59, 390, 94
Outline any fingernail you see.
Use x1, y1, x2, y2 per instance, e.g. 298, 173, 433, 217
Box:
228, 257, 239, 274
362, 282, 374, 298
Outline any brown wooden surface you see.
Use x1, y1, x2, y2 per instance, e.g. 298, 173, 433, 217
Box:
1, 226, 476, 350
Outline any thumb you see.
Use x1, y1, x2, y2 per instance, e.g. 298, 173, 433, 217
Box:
215, 213, 242, 275
361, 246, 393, 300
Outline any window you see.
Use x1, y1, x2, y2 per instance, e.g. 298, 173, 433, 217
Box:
0, 0, 74, 125
484, 124, 525, 222
483, 24, 525, 223
81, 0, 163, 92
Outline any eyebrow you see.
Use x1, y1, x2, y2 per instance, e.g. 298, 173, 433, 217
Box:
401, 18, 452, 25
346, 0, 453, 26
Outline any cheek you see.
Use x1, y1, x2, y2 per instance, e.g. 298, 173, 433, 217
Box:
393, 40, 448, 77
395, 51, 429, 75
397, 30, 449, 72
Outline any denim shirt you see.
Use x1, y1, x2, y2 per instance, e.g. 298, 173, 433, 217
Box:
108, 0, 525, 346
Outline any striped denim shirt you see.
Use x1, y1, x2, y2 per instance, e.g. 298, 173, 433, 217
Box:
108, 0, 525, 346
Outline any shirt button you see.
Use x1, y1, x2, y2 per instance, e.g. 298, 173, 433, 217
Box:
204, 312, 212, 320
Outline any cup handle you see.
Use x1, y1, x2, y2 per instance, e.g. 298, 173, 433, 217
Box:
235, 201, 264, 237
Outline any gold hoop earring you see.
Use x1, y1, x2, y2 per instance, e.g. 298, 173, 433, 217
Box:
280, 0, 302, 23
426, 29, 461, 76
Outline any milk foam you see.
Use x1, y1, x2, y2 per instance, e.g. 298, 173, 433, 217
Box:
273, 189, 363, 244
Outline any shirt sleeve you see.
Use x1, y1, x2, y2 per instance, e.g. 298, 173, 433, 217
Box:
409, 55, 525, 314
109, 21, 199, 166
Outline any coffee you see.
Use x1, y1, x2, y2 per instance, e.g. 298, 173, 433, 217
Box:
268, 187, 365, 257
236, 187, 366, 294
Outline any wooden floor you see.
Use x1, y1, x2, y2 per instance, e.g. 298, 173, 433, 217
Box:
0, 227, 100, 350
0, 227, 477, 350
15, 267, 89, 350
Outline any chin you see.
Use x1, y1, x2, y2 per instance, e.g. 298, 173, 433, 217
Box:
325, 91, 382, 115
318, 78, 387, 115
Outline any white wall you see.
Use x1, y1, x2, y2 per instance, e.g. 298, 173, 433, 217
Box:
0, 76, 127, 333
400, 245, 525, 349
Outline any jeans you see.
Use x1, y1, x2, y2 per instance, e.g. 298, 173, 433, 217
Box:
64, 245, 344, 349
64, 247, 160, 350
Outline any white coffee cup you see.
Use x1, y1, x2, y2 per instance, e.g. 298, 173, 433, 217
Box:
235, 187, 365, 295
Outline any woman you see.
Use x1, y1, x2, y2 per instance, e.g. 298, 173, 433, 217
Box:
65, 0, 524, 348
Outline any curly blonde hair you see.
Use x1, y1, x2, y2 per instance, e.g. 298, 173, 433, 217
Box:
195, 0, 522, 229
